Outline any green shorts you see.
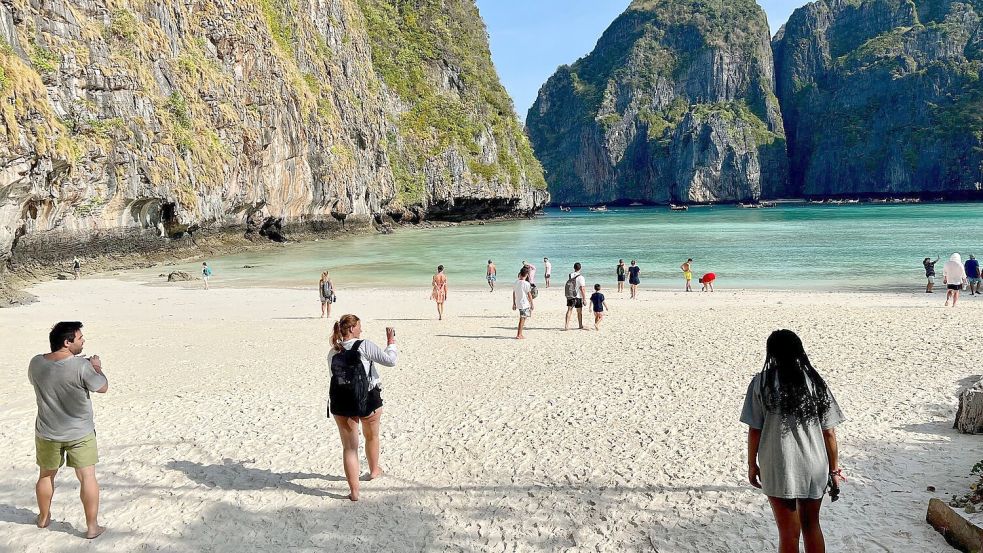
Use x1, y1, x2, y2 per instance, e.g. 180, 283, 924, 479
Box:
35, 432, 98, 470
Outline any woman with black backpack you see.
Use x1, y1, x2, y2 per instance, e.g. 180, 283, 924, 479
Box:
741, 330, 845, 553
328, 314, 397, 501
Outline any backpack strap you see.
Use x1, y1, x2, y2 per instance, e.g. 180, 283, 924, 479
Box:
349, 339, 363, 353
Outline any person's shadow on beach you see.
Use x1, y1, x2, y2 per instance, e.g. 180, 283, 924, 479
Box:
165, 459, 344, 498
0, 503, 79, 536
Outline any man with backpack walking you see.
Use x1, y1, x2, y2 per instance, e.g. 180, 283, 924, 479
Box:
564, 262, 589, 331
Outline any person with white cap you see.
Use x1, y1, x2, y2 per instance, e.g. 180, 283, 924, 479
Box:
943, 253, 968, 307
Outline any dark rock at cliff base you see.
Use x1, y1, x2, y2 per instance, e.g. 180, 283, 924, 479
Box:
774, 0, 983, 197
167, 272, 193, 282
527, 0, 789, 205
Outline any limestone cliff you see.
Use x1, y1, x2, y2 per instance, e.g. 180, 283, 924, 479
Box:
775, 0, 983, 197
526, 0, 789, 206
0, 0, 547, 279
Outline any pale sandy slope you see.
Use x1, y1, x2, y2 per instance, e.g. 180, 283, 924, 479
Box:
0, 278, 978, 552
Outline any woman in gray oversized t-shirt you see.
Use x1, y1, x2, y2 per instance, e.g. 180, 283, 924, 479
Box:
740, 330, 845, 553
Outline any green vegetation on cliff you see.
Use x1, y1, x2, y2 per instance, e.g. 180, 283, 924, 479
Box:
358, 0, 545, 204
775, 0, 983, 195
528, 0, 786, 205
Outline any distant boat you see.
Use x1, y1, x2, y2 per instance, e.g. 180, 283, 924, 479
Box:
738, 202, 761, 209
559, 205, 572, 212
588, 205, 608, 212
628, 202, 644, 206
669, 204, 688, 211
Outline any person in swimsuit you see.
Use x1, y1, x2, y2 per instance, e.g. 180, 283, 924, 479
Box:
628, 260, 641, 299
486, 260, 497, 292
681, 258, 693, 292
616, 260, 627, 293
431, 265, 448, 320
741, 330, 845, 553
543, 257, 552, 288
319, 271, 335, 318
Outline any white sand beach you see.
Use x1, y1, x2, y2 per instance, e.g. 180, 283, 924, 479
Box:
0, 278, 979, 551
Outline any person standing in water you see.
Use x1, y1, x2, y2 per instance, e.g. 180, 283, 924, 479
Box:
486, 260, 497, 292
543, 257, 552, 288
431, 265, 448, 320
319, 271, 335, 318
944, 253, 967, 307
628, 260, 641, 299
512, 266, 534, 339
616, 260, 627, 293
923, 256, 940, 293
72, 257, 82, 280
681, 258, 693, 292
201, 262, 212, 290
741, 330, 845, 553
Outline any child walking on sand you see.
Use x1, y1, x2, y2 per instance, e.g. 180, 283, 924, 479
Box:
589, 284, 608, 330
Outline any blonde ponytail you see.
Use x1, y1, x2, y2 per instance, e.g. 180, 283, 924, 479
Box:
331, 314, 360, 351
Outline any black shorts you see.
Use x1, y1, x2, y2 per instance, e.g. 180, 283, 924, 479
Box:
947, 284, 962, 290
566, 297, 584, 308
617, 275, 626, 282
629, 278, 640, 285
329, 387, 383, 418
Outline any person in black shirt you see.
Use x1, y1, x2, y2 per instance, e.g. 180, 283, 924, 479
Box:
923, 256, 939, 293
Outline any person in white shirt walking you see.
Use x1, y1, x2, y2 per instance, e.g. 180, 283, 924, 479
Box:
943, 253, 968, 307
512, 266, 534, 339
564, 262, 589, 331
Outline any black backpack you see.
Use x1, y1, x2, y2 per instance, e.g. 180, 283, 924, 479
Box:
328, 340, 371, 417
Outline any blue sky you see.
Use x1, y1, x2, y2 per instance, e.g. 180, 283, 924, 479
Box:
474, 0, 808, 119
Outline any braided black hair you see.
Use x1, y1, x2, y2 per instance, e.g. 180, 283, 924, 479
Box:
760, 330, 832, 429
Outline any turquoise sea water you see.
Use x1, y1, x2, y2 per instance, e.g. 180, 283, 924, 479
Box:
126, 203, 983, 291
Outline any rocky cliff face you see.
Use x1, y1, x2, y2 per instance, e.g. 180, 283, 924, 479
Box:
0, 0, 547, 277
526, 0, 789, 205
775, 0, 983, 196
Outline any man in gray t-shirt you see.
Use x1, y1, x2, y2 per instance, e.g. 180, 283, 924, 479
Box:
28, 322, 108, 539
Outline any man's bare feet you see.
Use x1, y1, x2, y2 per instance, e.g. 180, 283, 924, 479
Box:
85, 525, 106, 539
368, 469, 384, 480
36, 513, 50, 529
348, 492, 359, 502
516, 335, 525, 340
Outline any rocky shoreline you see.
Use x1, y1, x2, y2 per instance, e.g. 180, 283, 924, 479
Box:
0, 211, 537, 307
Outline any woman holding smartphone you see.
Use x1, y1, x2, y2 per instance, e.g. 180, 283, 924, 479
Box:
329, 314, 397, 501
741, 330, 845, 553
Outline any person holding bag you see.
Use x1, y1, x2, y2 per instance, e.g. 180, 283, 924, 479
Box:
741, 330, 845, 553
328, 315, 397, 501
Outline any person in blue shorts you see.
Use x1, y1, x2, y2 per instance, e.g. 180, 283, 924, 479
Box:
589, 284, 608, 330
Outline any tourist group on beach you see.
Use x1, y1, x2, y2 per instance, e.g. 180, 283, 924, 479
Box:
28, 318, 843, 552
923, 252, 982, 307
